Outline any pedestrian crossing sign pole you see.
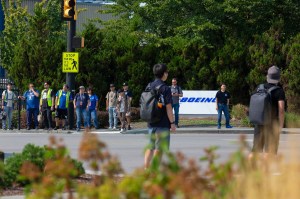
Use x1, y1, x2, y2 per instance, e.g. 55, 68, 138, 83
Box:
62, 52, 79, 73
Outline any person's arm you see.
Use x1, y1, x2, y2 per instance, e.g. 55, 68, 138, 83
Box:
51, 91, 55, 110
166, 103, 176, 132
32, 89, 39, 97
227, 98, 230, 106
178, 87, 183, 97
2, 92, 5, 109
278, 100, 285, 129
73, 95, 77, 109
86, 95, 90, 110
95, 99, 99, 110
215, 92, 219, 110
106, 93, 109, 111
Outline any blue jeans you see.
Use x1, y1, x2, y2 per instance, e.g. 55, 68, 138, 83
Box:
2, 106, 13, 129
108, 107, 117, 128
87, 109, 99, 128
148, 127, 170, 151
26, 108, 39, 128
76, 107, 88, 129
217, 103, 230, 126
172, 104, 180, 125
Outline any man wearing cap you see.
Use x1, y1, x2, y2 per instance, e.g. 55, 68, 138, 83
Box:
106, 84, 118, 130
74, 86, 90, 132
2, 83, 17, 130
40, 82, 55, 130
250, 65, 286, 158
54, 84, 73, 130
123, 82, 132, 130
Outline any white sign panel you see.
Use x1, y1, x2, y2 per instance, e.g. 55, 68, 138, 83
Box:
179, 90, 218, 115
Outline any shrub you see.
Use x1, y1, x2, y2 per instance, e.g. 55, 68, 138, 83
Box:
285, 112, 300, 128
231, 104, 248, 120
0, 141, 84, 189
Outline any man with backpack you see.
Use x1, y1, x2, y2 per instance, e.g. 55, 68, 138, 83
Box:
249, 66, 286, 158
141, 63, 176, 169
170, 78, 183, 128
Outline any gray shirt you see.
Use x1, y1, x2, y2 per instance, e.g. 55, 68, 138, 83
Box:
2, 90, 16, 107
170, 85, 183, 104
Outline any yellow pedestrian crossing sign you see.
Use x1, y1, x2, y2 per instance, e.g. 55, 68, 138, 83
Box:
62, 52, 79, 73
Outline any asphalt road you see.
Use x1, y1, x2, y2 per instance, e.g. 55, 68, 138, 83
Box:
1, 132, 300, 174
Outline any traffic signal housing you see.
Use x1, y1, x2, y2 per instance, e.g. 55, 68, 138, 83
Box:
62, 0, 76, 21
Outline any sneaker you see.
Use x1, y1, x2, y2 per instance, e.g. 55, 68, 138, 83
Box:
120, 128, 126, 134
27, 127, 30, 130
226, 125, 233, 129
108, 127, 113, 130
113, 127, 117, 130
127, 125, 131, 130
35, 127, 38, 130
48, 128, 53, 131
62, 126, 66, 130
9, 127, 13, 130
54, 126, 59, 130
217, 125, 221, 129
76, 128, 80, 132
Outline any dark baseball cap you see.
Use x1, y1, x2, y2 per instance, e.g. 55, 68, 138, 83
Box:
123, 82, 128, 86
267, 66, 280, 84
110, 84, 115, 87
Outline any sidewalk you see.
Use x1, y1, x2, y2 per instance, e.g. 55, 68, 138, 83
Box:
0, 127, 299, 134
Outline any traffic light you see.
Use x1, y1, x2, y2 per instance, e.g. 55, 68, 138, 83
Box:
62, 0, 76, 21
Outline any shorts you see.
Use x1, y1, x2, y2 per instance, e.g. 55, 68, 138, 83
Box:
55, 108, 68, 120
148, 127, 170, 151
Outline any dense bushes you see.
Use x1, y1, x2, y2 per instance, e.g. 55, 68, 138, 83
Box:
0, 142, 84, 189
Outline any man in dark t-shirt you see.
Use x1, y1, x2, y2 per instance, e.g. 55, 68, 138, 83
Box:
250, 66, 286, 157
215, 83, 232, 129
144, 63, 176, 169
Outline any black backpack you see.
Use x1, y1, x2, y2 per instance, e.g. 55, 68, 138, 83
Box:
249, 84, 280, 125
140, 83, 164, 123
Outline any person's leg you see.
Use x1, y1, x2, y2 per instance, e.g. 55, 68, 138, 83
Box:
252, 125, 265, 153
121, 113, 126, 129
33, 108, 38, 129
217, 104, 222, 128
7, 107, 13, 129
82, 109, 89, 128
26, 108, 31, 128
55, 110, 60, 129
223, 105, 231, 127
144, 128, 156, 169
86, 110, 91, 128
91, 110, 99, 129
46, 108, 52, 129
173, 104, 180, 126
266, 121, 281, 155
42, 109, 48, 129
108, 107, 113, 128
112, 107, 118, 128
76, 108, 81, 130
126, 114, 131, 129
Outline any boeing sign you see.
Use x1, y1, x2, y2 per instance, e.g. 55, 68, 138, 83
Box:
179, 91, 218, 115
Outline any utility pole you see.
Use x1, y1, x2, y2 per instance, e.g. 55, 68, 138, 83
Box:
66, 20, 76, 130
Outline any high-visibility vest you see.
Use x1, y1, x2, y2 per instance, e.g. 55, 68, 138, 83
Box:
57, 90, 70, 108
40, 89, 53, 106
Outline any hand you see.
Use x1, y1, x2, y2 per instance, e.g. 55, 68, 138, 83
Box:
106, 107, 108, 111
216, 107, 218, 111
51, 106, 54, 111
55, 105, 58, 109
1, 106, 4, 110
74, 105, 76, 109
170, 123, 176, 132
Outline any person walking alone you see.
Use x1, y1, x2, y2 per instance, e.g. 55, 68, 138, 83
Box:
144, 63, 176, 169
215, 83, 233, 129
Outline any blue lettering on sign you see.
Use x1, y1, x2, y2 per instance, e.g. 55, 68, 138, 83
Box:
180, 97, 216, 103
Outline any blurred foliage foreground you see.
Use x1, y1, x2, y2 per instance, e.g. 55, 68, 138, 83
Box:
1, 133, 300, 198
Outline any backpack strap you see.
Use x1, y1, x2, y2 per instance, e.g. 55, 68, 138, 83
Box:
267, 86, 280, 98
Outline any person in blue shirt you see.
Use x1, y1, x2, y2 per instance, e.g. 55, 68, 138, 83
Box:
54, 84, 73, 130
73, 86, 90, 132
87, 87, 99, 129
19, 83, 40, 130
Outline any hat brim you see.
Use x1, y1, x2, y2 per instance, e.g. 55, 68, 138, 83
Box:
267, 76, 279, 84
